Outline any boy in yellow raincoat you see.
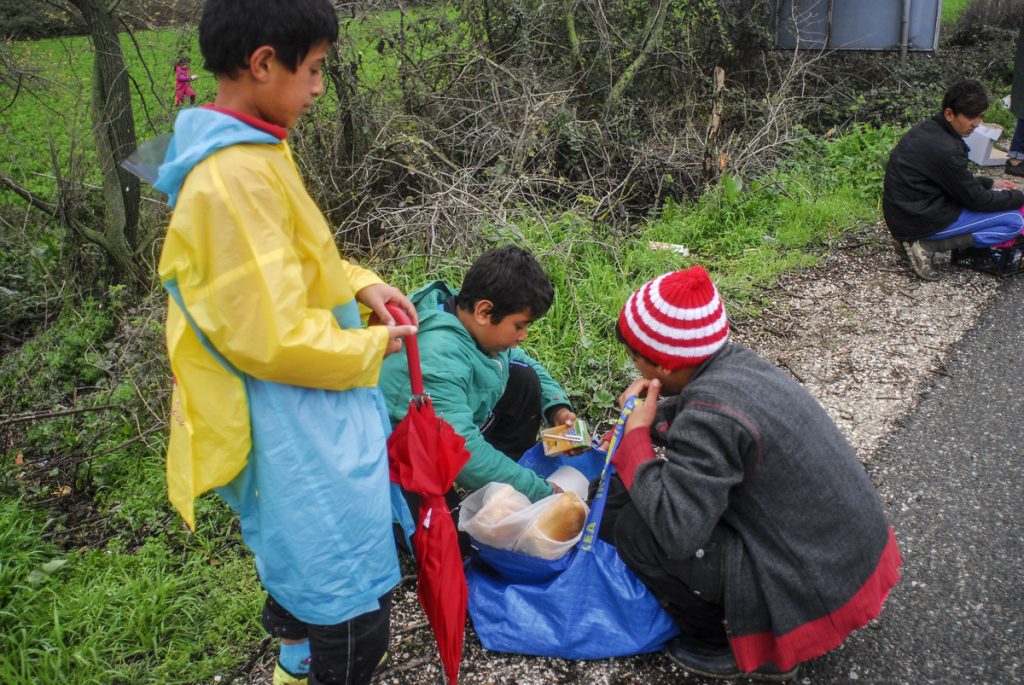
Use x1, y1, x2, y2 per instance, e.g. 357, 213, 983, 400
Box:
153, 1, 418, 683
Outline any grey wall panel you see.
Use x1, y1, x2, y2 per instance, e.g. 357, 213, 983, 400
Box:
774, 0, 941, 51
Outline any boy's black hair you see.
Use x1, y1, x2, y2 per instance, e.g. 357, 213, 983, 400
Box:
455, 246, 554, 322
199, 0, 339, 77
615, 321, 658, 366
942, 79, 989, 118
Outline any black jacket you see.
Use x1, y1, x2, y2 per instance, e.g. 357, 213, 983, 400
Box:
1012, 27, 1024, 119
882, 113, 1024, 240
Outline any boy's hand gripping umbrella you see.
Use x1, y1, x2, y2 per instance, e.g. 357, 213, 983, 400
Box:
385, 305, 471, 685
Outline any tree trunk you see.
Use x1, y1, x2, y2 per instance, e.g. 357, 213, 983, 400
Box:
606, 0, 669, 112
68, 0, 143, 288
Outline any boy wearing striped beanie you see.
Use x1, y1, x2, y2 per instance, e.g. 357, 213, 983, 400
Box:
603, 266, 901, 681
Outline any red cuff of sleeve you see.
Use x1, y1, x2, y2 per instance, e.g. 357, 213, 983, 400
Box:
611, 427, 656, 489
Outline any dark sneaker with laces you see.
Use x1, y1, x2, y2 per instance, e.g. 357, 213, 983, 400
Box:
665, 636, 799, 682
1005, 159, 1024, 177
902, 240, 939, 281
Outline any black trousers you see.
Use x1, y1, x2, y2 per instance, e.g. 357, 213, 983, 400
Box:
262, 592, 392, 685
598, 475, 730, 647
480, 359, 544, 459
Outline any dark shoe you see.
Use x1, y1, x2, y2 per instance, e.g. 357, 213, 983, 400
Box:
891, 237, 906, 259
665, 636, 799, 682
903, 240, 939, 281
919, 233, 975, 253
1005, 159, 1024, 177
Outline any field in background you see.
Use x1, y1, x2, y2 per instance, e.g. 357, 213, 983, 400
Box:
1, 10, 423, 197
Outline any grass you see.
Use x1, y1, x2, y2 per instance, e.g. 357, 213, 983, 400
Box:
942, 0, 970, 25
1, 30, 199, 197
984, 98, 1018, 132
0, 516, 262, 684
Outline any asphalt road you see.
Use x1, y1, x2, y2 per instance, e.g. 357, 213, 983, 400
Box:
797, 275, 1024, 684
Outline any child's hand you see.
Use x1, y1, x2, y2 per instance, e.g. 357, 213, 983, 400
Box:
994, 179, 1019, 191
551, 407, 577, 427
617, 378, 650, 409
620, 378, 661, 433
358, 283, 420, 327
384, 324, 418, 357
550, 407, 589, 455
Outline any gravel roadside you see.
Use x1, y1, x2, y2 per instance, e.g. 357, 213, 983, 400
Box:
247, 220, 1007, 685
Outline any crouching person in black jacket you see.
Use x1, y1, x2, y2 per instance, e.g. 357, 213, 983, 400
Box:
601, 266, 902, 681
883, 79, 1024, 280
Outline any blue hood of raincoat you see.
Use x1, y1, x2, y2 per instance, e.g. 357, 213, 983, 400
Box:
154, 108, 281, 208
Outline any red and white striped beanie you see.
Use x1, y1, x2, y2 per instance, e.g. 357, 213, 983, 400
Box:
618, 266, 729, 369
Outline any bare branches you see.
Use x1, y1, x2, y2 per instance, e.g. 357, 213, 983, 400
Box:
0, 404, 124, 428
0, 58, 25, 116
0, 173, 61, 218
276, 1, 867, 262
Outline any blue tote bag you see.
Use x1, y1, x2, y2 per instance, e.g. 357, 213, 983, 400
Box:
465, 398, 679, 659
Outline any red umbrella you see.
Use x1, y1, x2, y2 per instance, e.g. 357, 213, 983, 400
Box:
386, 305, 471, 685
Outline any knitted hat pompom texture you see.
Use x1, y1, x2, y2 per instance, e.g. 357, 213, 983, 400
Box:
618, 266, 729, 369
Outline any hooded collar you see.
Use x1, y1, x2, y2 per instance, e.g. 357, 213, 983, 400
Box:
202, 105, 287, 140
153, 107, 284, 207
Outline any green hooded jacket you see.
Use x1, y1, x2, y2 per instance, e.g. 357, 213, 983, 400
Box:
379, 280, 571, 501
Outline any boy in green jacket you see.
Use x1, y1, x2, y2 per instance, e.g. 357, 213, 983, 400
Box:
379, 246, 575, 502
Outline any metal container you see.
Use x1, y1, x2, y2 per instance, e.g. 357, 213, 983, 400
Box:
773, 0, 942, 52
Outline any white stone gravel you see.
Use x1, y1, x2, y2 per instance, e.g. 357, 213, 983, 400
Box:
249, 221, 1006, 685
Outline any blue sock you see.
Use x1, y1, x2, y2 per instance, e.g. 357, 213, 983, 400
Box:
279, 640, 311, 676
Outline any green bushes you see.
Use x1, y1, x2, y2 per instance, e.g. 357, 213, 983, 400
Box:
0, 296, 118, 414
948, 0, 1024, 34
0, 273, 264, 684
387, 124, 904, 422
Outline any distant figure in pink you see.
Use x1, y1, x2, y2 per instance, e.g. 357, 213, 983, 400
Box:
173, 57, 197, 107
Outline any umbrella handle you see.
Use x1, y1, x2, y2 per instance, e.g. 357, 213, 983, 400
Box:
385, 304, 424, 396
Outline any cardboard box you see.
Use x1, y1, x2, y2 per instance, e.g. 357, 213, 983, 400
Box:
965, 123, 1007, 167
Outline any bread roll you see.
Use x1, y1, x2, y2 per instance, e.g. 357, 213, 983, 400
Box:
533, 492, 587, 542
473, 484, 530, 527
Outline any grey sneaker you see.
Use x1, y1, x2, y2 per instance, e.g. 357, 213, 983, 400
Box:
903, 240, 939, 281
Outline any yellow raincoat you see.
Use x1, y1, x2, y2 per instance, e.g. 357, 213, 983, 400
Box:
154, 108, 410, 623
159, 139, 388, 528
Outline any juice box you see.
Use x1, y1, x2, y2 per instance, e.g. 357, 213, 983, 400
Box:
541, 419, 591, 456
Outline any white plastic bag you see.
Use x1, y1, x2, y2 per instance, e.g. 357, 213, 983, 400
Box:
458, 483, 533, 550
512, 492, 589, 560
458, 483, 589, 560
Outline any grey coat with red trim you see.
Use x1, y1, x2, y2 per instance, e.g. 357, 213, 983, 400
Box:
615, 342, 901, 671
